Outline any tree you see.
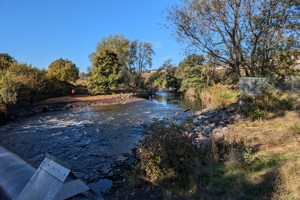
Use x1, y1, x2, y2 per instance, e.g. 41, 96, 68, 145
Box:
47, 58, 79, 83
93, 34, 131, 70
0, 62, 48, 105
136, 42, 155, 72
90, 35, 155, 90
167, 0, 300, 79
0, 53, 15, 71
175, 54, 205, 80
88, 49, 123, 94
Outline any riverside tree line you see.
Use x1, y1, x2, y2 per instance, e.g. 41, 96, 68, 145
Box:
1, 0, 299, 119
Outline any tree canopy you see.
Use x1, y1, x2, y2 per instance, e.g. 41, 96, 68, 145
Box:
47, 58, 79, 83
88, 49, 123, 94
0, 53, 16, 71
88, 35, 155, 93
167, 0, 300, 79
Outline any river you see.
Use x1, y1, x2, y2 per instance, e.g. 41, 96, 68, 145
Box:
0, 91, 201, 193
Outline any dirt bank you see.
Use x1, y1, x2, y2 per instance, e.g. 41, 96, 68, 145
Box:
1, 94, 145, 124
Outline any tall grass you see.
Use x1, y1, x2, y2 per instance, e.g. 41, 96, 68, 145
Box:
200, 84, 238, 108
273, 158, 300, 200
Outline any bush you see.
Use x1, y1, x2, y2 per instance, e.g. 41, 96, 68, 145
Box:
0, 63, 48, 106
241, 86, 296, 120
200, 84, 238, 108
134, 118, 206, 195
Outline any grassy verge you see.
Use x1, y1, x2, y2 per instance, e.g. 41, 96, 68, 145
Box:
127, 107, 300, 199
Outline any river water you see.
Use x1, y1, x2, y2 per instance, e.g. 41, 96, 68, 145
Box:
0, 92, 201, 192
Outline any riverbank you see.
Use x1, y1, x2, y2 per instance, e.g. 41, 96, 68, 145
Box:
103, 104, 240, 199
103, 106, 300, 199
0, 94, 145, 125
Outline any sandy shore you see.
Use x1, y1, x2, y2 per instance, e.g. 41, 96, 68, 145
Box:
38, 94, 144, 105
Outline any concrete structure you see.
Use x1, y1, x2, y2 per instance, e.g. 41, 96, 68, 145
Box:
0, 145, 99, 200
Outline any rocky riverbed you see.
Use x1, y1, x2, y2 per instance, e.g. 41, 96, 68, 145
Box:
0, 94, 195, 199
103, 104, 241, 199
0, 93, 240, 199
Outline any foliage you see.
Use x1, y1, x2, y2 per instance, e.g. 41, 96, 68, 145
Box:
267, 49, 300, 84
167, 0, 300, 79
131, 108, 300, 199
0, 62, 51, 106
135, 118, 205, 194
89, 35, 155, 92
145, 59, 179, 90
0, 53, 16, 71
47, 58, 79, 83
200, 84, 238, 108
146, 69, 166, 89
88, 49, 123, 94
0, 53, 77, 122
243, 148, 254, 164
92, 34, 131, 70
174, 54, 222, 97
136, 42, 155, 72
242, 86, 296, 120
178, 65, 207, 97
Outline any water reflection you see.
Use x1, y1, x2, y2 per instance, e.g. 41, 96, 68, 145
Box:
154, 90, 202, 112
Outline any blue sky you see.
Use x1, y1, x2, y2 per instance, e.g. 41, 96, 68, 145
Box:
0, 0, 185, 72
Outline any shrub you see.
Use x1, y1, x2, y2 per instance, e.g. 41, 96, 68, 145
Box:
134, 118, 205, 195
0, 63, 48, 106
241, 86, 296, 120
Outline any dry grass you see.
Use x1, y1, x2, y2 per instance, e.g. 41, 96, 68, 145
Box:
273, 158, 300, 200
223, 110, 300, 199
200, 84, 238, 108
225, 111, 300, 153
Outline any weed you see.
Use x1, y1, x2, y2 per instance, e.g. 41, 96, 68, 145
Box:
243, 148, 254, 164
290, 124, 300, 135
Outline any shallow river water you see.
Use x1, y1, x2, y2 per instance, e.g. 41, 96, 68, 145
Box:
0, 92, 201, 193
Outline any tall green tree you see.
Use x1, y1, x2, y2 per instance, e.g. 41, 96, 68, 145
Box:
47, 58, 79, 83
88, 49, 123, 94
167, 0, 300, 79
93, 35, 131, 70
90, 35, 155, 90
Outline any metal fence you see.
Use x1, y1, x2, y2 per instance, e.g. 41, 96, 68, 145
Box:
239, 76, 300, 96
238, 77, 267, 96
